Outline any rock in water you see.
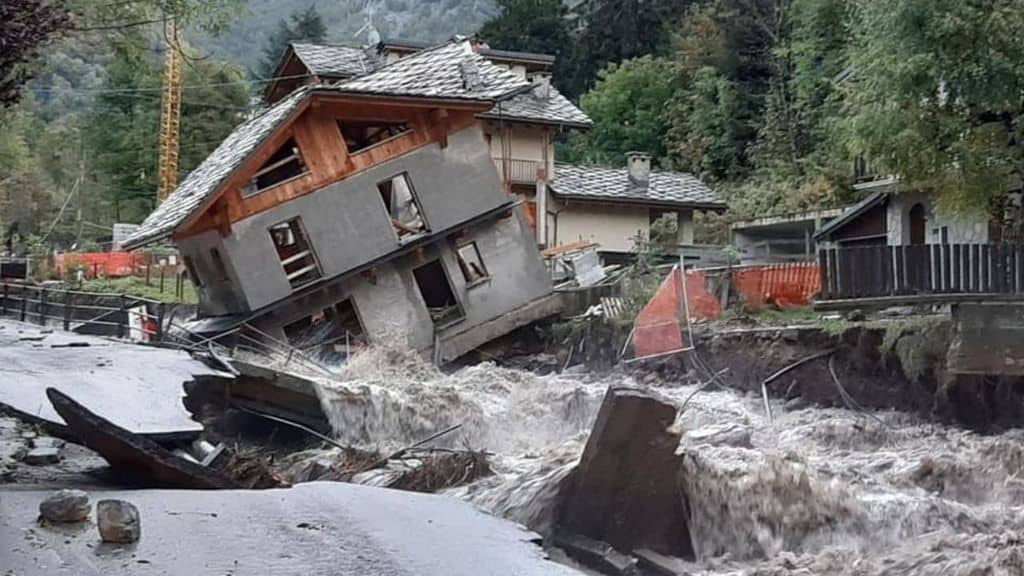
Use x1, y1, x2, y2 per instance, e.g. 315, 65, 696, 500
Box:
23, 447, 61, 465
39, 489, 90, 523
97, 500, 141, 543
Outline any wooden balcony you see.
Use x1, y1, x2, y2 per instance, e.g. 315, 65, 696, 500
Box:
493, 158, 545, 185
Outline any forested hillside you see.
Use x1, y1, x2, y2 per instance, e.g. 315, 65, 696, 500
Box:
195, 0, 498, 71
3, 0, 1023, 256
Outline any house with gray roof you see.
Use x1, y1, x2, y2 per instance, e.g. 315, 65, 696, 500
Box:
546, 154, 727, 258
124, 39, 560, 364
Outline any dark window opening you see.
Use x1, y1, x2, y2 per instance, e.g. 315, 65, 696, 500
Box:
413, 260, 463, 326
456, 242, 488, 284
283, 298, 366, 356
210, 248, 229, 282
269, 218, 321, 289
378, 173, 427, 240
243, 138, 307, 196
909, 203, 927, 245
183, 255, 202, 287
339, 120, 412, 154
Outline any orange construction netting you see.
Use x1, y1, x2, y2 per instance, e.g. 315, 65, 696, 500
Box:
55, 252, 147, 279
733, 263, 821, 310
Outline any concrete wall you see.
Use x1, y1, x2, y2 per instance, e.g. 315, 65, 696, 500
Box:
176, 230, 247, 316
548, 200, 654, 253
887, 192, 989, 245
217, 126, 511, 311
250, 207, 552, 355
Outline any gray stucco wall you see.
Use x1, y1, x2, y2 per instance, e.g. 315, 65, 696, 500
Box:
217, 126, 511, 312
887, 191, 989, 245
247, 205, 552, 354
176, 230, 247, 316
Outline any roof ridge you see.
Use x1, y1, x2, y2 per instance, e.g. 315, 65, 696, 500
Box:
555, 162, 700, 178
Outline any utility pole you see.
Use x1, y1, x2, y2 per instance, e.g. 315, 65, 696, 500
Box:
157, 21, 183, 204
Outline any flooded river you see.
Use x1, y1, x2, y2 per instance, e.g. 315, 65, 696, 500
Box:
312, 345, 1024, 575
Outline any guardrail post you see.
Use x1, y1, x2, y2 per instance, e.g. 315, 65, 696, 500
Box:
1, 283, 7, 315
20, 287, 27, 321
118, 294, 127, 339
63, 290, 72, 331
156, 302, 166, 342
40, 288, 49, 326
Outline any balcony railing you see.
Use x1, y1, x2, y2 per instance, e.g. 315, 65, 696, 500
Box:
493, 158, 545, 185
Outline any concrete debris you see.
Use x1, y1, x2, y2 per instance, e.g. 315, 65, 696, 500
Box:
97, 499, 141, 543
557, 386, 692, 558
634, 549, 691, 576
38, 489, 90, 523
46, 388, 236, 490
551, 531, 638, 575
23, 446, 61, 465
683, 423, 753, 449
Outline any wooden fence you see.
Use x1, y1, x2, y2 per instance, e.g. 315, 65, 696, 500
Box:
0, 281, 167, 340
819, 243, 1024, 300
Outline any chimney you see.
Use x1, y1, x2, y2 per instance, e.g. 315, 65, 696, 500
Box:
627, 152, 651, 187
460, 58, 482, 91
532, 72, 552, 99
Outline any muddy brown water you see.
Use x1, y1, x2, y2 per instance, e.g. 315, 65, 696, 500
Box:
299, 345, 1024, 575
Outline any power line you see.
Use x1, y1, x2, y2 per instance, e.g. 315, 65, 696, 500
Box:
31, 73, 313, 95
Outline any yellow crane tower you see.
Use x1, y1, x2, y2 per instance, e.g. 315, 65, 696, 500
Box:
157, 22, 183, 204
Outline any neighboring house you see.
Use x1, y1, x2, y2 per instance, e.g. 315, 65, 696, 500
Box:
732, 208, 843, 264
264, 37, 725, 262
814, 168, 1017, 305
815, 180, 997, 248
123, 39, 559, 364
547, 153, 727, 260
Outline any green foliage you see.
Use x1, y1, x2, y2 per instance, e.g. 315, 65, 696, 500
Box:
564, 56, 678, 166
81, 275, 198, 304
257, 5, 329, 78
479, 0, 568, 57
842, 0, 1024, 218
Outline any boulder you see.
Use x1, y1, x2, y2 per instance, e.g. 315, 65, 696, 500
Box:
39, 489, 90, 523
97, 500, 141, 543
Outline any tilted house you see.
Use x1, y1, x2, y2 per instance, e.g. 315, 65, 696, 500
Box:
262, 39, 726, 264
123, 40, 560, 363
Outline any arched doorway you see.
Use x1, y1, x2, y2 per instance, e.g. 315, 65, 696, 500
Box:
909, 203, 927, 245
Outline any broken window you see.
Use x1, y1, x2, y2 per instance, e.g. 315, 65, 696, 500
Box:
269, 218, 321, 289
339, 120, 412, 154
243, 138, 308, 196
209, 248, 229, 282
283, 298, 366, 355
182, 255, 202, 287
413, 260, 463, 327
456, 242, 488, 284
377, 173, 427, 240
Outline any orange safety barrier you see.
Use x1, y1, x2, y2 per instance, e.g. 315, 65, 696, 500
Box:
632, 267, 723, 359
55, 252, 147, 279
733, 263, 821, 310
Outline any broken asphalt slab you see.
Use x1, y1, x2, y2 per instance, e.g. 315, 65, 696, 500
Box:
0, 482, 585, 576
0, 319, 228, 440
46, 388, 235, 490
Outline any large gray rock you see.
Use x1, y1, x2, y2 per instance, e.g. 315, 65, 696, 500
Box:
23, 447, 60, 465
96, 500, 141, 543
39, 489, 90, 523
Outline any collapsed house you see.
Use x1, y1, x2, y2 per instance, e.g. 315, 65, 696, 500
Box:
123, 39, 561, 363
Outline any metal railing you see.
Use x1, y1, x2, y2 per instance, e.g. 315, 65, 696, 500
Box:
0, 281, 167, 340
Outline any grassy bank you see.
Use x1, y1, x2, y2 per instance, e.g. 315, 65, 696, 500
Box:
80, 276, 198, 304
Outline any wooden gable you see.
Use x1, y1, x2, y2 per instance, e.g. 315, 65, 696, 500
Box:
176, 95, 483, 241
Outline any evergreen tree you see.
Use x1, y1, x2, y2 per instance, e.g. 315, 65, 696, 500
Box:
258, 5, 329, 79
479, 0, 570, 57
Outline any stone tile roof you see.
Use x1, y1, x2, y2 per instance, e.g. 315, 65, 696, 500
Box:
548, 163, 726, 209
479, 84, 592, 128
291, 43, 375, 78
338, 40, 529, 101
124, 40, 530, 250
123, 88, 311, 250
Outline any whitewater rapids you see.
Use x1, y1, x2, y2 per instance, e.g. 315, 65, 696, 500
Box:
307, 345, 1024, 575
